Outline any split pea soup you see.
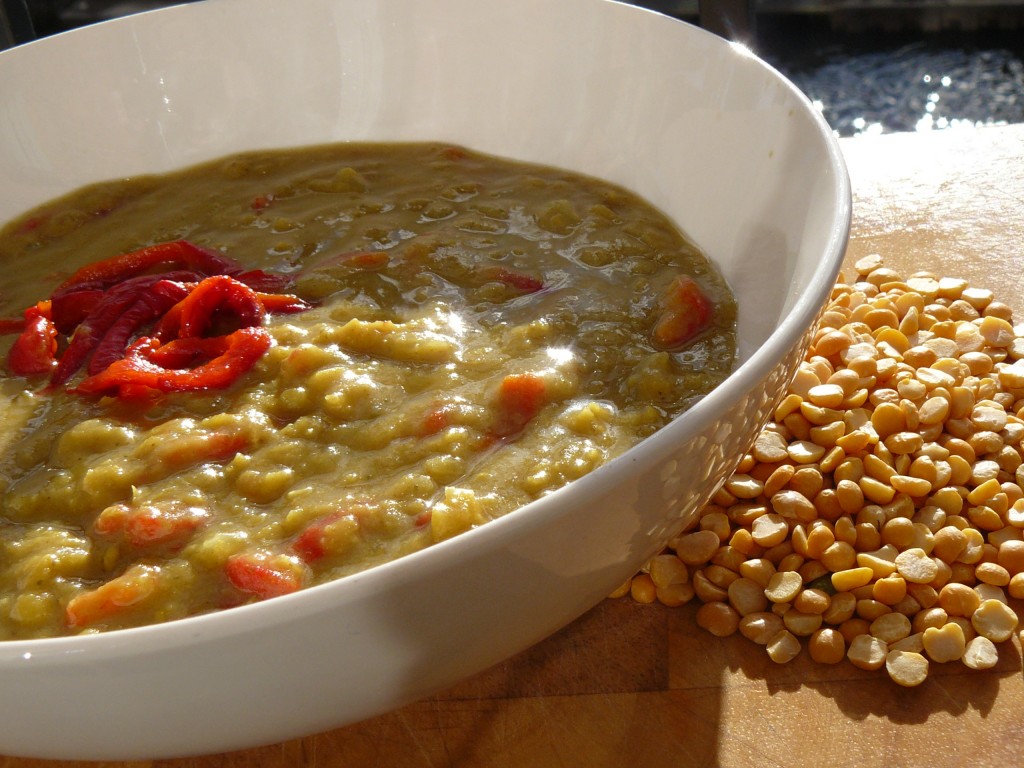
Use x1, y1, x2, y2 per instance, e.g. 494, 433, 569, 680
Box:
0, 142, 737, 638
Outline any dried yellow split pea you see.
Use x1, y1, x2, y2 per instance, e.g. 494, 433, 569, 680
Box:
619, 256, 1024, 686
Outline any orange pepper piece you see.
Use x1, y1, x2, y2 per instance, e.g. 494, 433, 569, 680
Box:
65, 564, 160, 629
75, 326, 272, 397
8, 303, 57, 376
492, 372, 547, 438
224, 553, 305, 600
651, 275, 713, 349
94, 502, 209, 550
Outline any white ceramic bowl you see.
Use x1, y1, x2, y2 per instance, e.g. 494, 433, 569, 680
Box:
0, 0, 850, 759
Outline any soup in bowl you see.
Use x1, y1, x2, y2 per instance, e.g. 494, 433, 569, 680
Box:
0, 0, 849, 759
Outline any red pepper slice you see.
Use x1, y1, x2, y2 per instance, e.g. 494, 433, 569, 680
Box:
419, 402, 456, 437
8, 303, 57, 376
49, 287, 105, 334
153, 275, 308, 341
86, 280, 192, 375
651, 275, 713, 350
250, 194, 274, 212
144, 335, 231, 369
6, 241, 307, 394
56, 240, 241, 293
305, 250, 391, 274
234, 269, 294, 293
93, 502, 209, 551
491, 372, 547, 438
224, 553, 304, 600
0, 317, 26, 335
75, 326, 272, 397
161, 275, 266, 341
53, 282, 149, 385
292, 512, 349, 562
50, 272, 200, 387
440, 146, 467, 162
64, 564, 160, 629
254, 291, 310, 315
155, 288, 306, 344
483, 267, 545, 294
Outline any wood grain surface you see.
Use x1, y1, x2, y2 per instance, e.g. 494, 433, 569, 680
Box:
3, 124, 1024, 768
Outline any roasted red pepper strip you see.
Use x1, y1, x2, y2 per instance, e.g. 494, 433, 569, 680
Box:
306, 250, 390, 273
8, 303, 58, 376
93, 502, 209, 551
0, 317, 26, 334
419, 401, 457, 437
65, 564, 160, 629
174, 275, 265, 339
254, 291, 310, 315
49, 287, 104, 334
6, 241, 305, 393
50, 272, 201, 387
145, 335, 230, 368
651, 275, 713, 350
149, 275, 267, 342
483, 267, 544, 294
87, 280, 192, 375
75, 326, 272, 396
55, 240, 241, 293
55, 281, 149, 384
224, 553, 304, 599
154, 286, 307, 342
292, 512, 353, 562
152, 296, 191, 342
250, 194, 274, 212
234, 269, 294, 293
491, 372, 547, 438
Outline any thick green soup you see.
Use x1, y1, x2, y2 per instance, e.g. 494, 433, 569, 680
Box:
0, 142, 736, 638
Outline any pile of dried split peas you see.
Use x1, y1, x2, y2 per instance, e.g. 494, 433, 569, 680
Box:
616, 255, 1024, 687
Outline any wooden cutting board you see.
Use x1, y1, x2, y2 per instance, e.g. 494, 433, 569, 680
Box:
3, 124, 1024, 768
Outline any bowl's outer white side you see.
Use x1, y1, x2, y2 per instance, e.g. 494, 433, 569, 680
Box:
0, 0, 849, 758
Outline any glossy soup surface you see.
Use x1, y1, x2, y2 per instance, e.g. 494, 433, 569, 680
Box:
0, 142, 736, 638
